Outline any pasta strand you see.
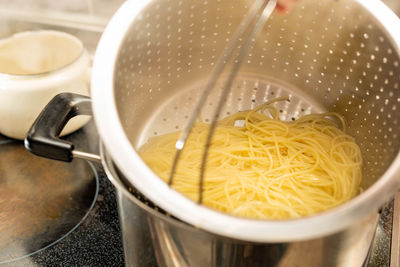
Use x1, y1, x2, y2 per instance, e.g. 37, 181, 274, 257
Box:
139, 101, 362, 219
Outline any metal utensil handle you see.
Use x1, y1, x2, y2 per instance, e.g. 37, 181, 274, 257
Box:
168, 0, 277, 203
25, 93, 100, 162
198, 0, 277, 203
167, 0, 270, 187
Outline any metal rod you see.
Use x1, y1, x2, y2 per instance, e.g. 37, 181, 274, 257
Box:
72, 150, 101, 163
168, 0, 271, 186
198, 0, 277, 204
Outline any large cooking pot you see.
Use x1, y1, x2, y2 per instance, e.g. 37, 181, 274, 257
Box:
25, 0, 400, 266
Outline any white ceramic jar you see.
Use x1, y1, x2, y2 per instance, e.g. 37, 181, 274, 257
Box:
0, 30, 90, 140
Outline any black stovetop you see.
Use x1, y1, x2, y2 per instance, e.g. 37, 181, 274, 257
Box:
1, 121, 124, 267
13, 171, 124, 266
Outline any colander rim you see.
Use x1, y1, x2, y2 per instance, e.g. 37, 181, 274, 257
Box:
91, 0, 400, 242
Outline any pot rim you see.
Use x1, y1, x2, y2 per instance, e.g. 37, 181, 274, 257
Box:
91, 0, 400, 242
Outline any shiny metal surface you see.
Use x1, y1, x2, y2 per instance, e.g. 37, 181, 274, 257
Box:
391, 193, 400, 267
72, 150, 101, 162
91, 0, 400, 242
102, 146, 379, 267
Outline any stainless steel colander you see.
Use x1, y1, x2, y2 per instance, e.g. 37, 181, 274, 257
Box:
90, 0, 400, 242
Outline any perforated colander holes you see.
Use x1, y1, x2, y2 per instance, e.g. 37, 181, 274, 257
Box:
148, 77, 310, 138
254, 15, 322, 81
268, 10, 379, 95
156, 94, 197, 134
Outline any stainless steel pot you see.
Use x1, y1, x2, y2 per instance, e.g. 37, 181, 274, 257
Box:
101, 143, 380, 267
25, 91, 380, 266
25, 0, 400, 266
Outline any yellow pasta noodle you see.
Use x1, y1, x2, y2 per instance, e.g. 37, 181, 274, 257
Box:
139, 99, 362, 219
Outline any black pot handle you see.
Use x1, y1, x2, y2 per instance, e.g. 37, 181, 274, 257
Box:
25, 93, 96, 162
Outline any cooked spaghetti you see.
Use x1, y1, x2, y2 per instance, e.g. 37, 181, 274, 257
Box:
139, 99, 362, 219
